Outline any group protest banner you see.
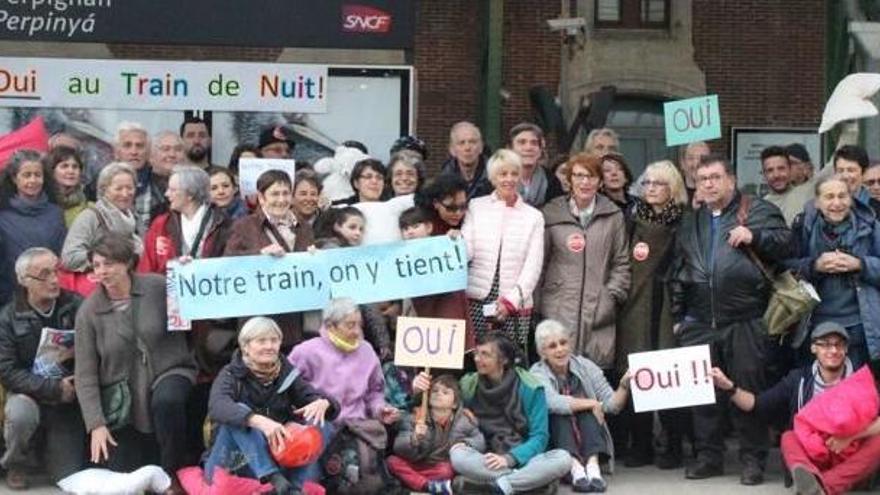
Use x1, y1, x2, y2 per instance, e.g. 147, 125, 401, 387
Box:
663, 94, 721, 147
170, 236, 468, 320
393, 317, 466, 370
628, 345, 716, 413
0, 57, 327, 113
238, 158, 297, 198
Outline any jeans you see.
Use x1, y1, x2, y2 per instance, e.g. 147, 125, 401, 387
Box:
450, 445, 571, 495
548, 411, 610, 462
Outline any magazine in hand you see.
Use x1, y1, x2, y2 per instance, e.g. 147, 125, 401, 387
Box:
32, 327, 75, 378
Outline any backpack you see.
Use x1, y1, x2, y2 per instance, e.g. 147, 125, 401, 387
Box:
320, 419, 402, 495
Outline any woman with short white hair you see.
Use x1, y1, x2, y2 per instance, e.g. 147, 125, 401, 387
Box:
529, 319, 630, 493
461, 149, 544, 355
207, 316, 338, 494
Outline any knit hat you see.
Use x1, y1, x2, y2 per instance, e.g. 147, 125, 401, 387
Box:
785, 143, 811, 163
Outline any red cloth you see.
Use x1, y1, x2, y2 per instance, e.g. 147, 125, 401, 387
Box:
0, 117, 49, 170
57, 268, 99, 298
386, 455, 454, 491
177, 466, 326, 495
793, 367, 879, 465
782, 430, 880, 495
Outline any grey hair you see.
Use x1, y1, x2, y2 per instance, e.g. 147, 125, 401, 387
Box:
322, 297, 360, 326
584, 127, 619, 154
238, 316, 283, 349
115, 121, 149, 147
534, 319, 574, 358
14, 247, 56, 285
172, 165, 210, 206
96, 162, 136, 199
486, 149, 523, 183
448, 121, 482, 146
153, 130, 183, 150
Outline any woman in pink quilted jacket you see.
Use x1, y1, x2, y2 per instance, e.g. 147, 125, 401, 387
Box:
461, 149, 544, 358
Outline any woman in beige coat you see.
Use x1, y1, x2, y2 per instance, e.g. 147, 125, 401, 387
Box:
539, 153, 630, 369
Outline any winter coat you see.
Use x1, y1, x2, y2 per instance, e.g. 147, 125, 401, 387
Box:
393, 407, 485, 464
208, 350, 339, 428
784, 200, 880, 360
752, 362, 853, 429
74, 274, 196, 432
137, 205, 232, 274
0, 195, 66, 305
616, 210, 679, 372
669, 192, 791, 328
459, 368, 549, 467
540, 195, 629, 368
0, 290, 81, 403
61, 203, 141, 273
461, 192, 544, 311
287, 326, 386, 423
225, 211, 314, 350
440, 156, 493, 200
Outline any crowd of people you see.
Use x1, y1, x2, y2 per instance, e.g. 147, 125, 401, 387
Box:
0, 115, 878, 495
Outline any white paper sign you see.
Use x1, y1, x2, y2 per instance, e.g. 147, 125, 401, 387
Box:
628, 345, 716, 413
239, 158, 297, 198
394, 317, 466, 370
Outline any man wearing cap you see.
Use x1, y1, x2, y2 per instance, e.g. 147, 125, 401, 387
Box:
786, 143, 815, 186
259, 125, 295, 159
711, 322, 880, 495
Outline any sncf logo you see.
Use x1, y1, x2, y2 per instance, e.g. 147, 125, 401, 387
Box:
342, 4, 392, 33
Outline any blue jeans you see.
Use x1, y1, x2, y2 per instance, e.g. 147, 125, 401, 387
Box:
204, 422, 335, 487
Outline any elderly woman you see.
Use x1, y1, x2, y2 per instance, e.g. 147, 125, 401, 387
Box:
616, 160, 689, 469
332, 158, 387, 206
74, 233, 195, 494
600, 153, 635, 211
206, 317, 339, 494
414, 333, 571, 494
583, 128, 619, 158
225, 170, 314, 350
139, 166, 232, 273
784, 176, 880, 370
0, 149, 66, 306
414, 174, 469, 235
47, 146, 91, 227
387, 150, 426, 197
462, 149, 544, 355
292, 172, 322, 226
62, 162, 141, 274
540, 153, 630, 369
530, 320, 630, 493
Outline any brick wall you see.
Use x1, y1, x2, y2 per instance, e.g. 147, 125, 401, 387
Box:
692, 0, 826, 155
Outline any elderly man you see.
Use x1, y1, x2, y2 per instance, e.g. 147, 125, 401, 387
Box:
508, 123, 563, 208
441, 121, 492, 200
112, 122, 167, 234
712, 322, 880, 495
0, 248, 85, 489
180, 116, 213, 169
670, 154, 791, 485
153, 131, 185, 177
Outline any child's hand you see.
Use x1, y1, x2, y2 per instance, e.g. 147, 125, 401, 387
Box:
413, 422, 428, 442
447, 229, 461, 240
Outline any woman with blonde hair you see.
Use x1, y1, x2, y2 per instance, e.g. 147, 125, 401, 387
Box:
616, 159, 688, 469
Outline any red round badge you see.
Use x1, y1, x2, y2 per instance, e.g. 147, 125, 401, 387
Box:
633, 241, 650, 261
567, 233, 586, 253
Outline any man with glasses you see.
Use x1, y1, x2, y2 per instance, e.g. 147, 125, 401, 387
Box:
711, 322, 880, 495
861, 162, 880, 217
0, 248, 86, 489
761, 146, 813, 225
670, 154, 790, 485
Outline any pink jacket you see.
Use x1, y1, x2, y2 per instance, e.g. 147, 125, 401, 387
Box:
461, 192, 544, 310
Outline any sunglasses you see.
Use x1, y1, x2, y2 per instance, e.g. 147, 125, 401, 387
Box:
439, 201, 468, 213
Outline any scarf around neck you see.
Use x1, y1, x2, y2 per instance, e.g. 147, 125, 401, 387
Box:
327, 328, 361, 353
57, 185, 87, 210
635, 198, 684, 226
812, 213, 856, 254
518, 166, 548, 207
469, 368, 527, 454
95, 197, 137, 236
242, 353, 282, 385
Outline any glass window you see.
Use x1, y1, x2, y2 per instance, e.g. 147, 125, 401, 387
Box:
594, 0, 669, 29
597, 0, 621, 22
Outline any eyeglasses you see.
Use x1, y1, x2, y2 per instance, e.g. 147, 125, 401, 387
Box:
641, 179, 669, 188
697, 174, 725, 184
865, 179, 880, 187
439, 201, 468, 213
26, 269, 58, 283
813, 340, 847, 350
571, 173, 599, 183
543, 339, 569, 350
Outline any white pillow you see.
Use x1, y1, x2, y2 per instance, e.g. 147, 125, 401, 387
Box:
57, 466, 171, 495
819, 73, 880, 133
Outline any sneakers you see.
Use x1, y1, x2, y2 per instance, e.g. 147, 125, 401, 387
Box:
452, 475, 496, 494
427, 479, 453, 495
684, 459, 723, 479
572, 477, 606, 493
5, 469, 27, 491
792, 465, 825, 495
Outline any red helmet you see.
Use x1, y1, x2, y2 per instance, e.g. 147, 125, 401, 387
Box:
271, 422, 324, 468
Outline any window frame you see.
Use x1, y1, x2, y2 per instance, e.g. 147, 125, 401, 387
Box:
594, 0, 671, 30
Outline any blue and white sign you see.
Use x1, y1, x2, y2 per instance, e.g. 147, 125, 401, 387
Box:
664, 95, 721, 147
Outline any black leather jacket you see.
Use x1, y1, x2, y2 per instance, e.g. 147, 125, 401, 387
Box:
670, 192, 791, 328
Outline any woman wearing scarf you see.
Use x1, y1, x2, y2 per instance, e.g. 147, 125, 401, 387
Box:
47, 146, 92, 227
509, 123, 564, 209
785, 176, 880, 370
615, 160, 688, 469
62, 162, 142, 275
206, 316, 339, 495
0, 150, 66, 306
413, 333, 571, 494
225, 170, 314, 351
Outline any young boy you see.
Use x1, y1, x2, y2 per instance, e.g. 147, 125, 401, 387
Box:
387, 374, 485, 494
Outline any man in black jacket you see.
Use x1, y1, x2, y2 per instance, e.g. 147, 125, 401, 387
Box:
712, 322, 880, 495
440, 121, 493, 200
0, 248, 85, 489
669, 154, 791, 485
